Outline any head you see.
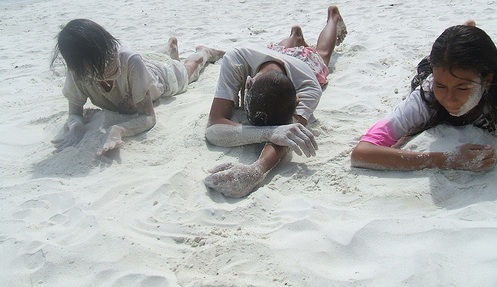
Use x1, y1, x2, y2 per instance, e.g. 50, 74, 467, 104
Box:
429, 25, 497, 116
51, 19, 120, 81
244, 70, 297, 126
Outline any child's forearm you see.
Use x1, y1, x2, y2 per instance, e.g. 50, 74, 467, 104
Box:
111, 114, 156, 138
205, 124, 271, 147
256, 143, 290, 173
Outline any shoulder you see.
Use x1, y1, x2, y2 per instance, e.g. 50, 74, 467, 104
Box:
118, 47, 139, 57
225, 45, 273, 61
118, 48, 144, 65
393, 89, 431, 116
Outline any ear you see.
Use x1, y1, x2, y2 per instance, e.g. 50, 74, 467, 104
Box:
295, 95, 300, 107
245, 75, 254, 90
484, 72, 494, 88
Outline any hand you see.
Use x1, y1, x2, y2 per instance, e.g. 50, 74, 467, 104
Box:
51, 122, 86, 152
204, 162, 266, 198
267, 123, 318, 157
97, 125, 125, 156
445, 143, 496, 171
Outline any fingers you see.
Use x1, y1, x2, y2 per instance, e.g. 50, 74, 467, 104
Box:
52, 136, 77, 151
461, 143, 492, 151
207, 162, 234, 173
203, 175, 217, 189
96, 147, 106, 157
300, 126, 318, 151
285, 138, 303, 156
479, 147, 496, 170
288, 124, 318, 157
204, 168, 234, 190
456, 144, 496, 171
204, 173, 224, 189
52, 139, 67, 149
51, 138, 64, 145
204, 164, 258, 198
479, 156, 497, 171
97, 140, 124, 156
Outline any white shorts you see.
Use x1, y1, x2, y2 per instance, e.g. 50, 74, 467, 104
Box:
143, 53, 189, 98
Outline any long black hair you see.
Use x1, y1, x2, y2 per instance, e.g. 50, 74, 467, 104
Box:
51, 19, 120, 81
416, 25, 497, 132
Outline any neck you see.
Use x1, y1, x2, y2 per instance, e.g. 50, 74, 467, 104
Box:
99, 80, 113, 92
258, 61, 286, 75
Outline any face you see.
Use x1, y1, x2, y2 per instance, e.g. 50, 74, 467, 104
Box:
432, 66, 486, 117
103, 55, 121, 81
81, 54, 121, 81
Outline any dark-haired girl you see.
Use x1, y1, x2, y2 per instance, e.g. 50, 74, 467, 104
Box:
351, 23, 497, 171
51, 19, 224, 156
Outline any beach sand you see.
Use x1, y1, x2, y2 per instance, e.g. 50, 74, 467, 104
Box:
1, 0, 497, 286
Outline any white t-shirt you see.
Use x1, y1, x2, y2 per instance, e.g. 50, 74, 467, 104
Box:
361, 74, 496, 146
213, 45, 323, 122
62, 48, 188, 114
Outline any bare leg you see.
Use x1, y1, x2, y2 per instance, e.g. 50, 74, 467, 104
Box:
278, 26, 309, 48
183, 46, 225, 83
316, 6, 347, 66
156, 37, 180, 61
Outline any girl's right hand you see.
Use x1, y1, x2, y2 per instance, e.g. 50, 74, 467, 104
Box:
51, 122, 87, 152
446, 143, 497, 171
266, 123, 317, 157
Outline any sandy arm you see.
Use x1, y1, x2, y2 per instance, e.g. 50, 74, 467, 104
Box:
351, 141, 496, 171
97, 92, 156, 156
204, 98, 317, 197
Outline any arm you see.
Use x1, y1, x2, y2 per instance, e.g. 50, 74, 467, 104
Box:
351, 85, 497, 171
205, 98, 317, 156
351, 141, 496, 171
204, 98, 312, 197
97, 92, 156, 156
351, 141, 446, 170
205, 97, 287, 173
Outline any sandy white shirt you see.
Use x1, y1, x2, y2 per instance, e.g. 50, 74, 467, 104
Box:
213, 45, 323, 123
360, 76, 435, 147
360, 74, 497, 146
62, 48, 187, 114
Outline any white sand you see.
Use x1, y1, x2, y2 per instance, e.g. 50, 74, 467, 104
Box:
2, 0, 497, 286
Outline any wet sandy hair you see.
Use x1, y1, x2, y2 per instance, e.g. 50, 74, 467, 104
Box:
245, 71, 297, 126
51, 19, 120, 81
416, 25, 497, 132
430, 25, 497, 83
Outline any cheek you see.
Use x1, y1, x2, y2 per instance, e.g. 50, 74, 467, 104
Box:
434, 88, 471, 105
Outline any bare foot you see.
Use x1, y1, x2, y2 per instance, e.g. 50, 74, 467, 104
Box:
290, 25, 304, 38
328, 6, 347, 46
464, 19, 476, 26
289, 25, 309, 47
165, 37, 180, 60
195, 45, 225, 63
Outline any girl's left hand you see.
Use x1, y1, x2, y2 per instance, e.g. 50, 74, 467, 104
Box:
446, 143, 497, 171
97, 125, 125, 156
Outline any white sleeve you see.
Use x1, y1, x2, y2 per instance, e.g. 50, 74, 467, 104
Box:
213, 49, 250, 107
295, 80, 322, 122
127, 54, 155, 104
62, 71, 88, 108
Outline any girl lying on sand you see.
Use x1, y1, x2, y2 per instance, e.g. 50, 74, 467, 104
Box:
351, 21, 497, 172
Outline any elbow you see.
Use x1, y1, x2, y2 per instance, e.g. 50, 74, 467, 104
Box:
150, 115, 157, 128
350, 145, 362, 168
205, 124, 234, 147
146, 115, 157, 132
205, 125, 221, 146
350, 142, 372, 168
